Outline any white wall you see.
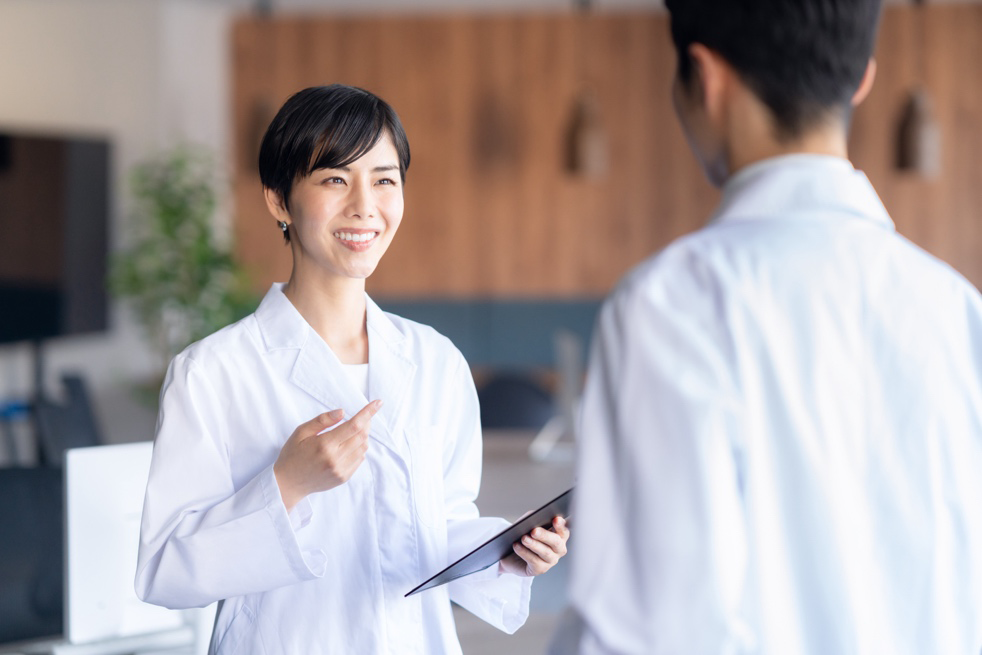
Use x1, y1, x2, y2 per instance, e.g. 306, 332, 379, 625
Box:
0, 0, 232, 445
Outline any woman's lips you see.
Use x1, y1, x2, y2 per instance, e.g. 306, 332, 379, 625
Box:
334, 230, 379, 251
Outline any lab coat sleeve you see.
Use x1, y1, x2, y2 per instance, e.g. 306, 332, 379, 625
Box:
553, 252, 754, 654
135, 354, 323, 609
442, 350, 532, 634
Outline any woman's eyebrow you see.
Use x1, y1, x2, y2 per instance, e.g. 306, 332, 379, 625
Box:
322, 164, 399, 173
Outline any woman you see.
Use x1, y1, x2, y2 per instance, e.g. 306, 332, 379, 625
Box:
135, 85, 569, 654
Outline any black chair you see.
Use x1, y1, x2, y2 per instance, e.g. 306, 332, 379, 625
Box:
35, 374, 101, 467
478, 373, 556, 430
0, 466, 63, 644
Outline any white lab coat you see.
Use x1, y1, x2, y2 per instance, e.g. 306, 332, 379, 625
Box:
551, 155, 982, 654
136, 284, 532, 654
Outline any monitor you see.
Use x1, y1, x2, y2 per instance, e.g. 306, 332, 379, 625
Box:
0, 131, 110, 345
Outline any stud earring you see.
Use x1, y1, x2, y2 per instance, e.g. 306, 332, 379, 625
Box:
277, 220, 288, 233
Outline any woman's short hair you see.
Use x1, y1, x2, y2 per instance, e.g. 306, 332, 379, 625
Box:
258, 84, 411, 215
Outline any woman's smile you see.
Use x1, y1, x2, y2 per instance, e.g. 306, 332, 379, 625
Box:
334, 229, 381, 251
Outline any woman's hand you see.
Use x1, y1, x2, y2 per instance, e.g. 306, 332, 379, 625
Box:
274, 400, 382, 512
498, 516, 570, 577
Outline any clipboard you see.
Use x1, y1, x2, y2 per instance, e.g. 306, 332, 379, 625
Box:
405, 486, 573, 597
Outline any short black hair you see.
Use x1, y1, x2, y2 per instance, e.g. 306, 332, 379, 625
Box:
665, 0, 883, 140
259, 84, 411, 213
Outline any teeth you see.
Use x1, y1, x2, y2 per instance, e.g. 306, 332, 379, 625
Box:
335, 231, 377, 243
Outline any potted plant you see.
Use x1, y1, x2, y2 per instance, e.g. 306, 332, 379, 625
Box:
111, 146, 257, 399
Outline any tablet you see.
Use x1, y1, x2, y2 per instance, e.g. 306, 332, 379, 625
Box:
405, 486, 573, 597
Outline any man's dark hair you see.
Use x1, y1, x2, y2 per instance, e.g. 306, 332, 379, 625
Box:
665, 0, 883, 140
259, 84, 411, 218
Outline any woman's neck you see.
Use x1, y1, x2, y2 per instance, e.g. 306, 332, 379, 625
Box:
283, 273, 369, 365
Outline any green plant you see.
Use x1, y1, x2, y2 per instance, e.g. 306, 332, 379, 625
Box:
111, 146, 258, 380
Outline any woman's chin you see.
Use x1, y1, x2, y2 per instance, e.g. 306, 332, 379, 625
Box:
340, 264, 379, 281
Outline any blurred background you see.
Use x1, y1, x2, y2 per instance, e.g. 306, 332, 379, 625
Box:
0, 0, 980, 652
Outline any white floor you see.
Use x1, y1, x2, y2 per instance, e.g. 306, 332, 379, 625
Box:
456, 431, 576, 655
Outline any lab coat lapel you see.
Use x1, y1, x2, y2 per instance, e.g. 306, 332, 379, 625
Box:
255, 284, 407, 457
290, 330, 368, 429
365, 296, 416, 460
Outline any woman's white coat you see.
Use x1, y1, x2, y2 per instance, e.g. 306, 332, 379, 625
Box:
135, 284, 531, 654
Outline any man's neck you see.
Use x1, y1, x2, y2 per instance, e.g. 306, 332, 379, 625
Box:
729, 130, 849, 177
725, 87, 850, 180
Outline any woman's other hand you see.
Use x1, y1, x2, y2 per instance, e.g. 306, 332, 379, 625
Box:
498, 516, 570, 577
274, 400, 382, 512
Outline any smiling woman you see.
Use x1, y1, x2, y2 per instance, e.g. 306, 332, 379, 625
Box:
266, 134, 404, 291
134, 84, 569, 655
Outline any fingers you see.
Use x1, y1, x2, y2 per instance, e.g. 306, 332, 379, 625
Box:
330, 399, 383, 446
511, 540, 554, 576
553, 516, 570, 540
347, 399, 384, 431
525, 523, 568, 558
296, 408, 345, 441
512, 516, 570, 575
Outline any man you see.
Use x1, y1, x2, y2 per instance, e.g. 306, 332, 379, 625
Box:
551, 1, 982, 653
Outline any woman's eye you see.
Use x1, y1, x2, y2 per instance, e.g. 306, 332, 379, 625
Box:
377, 178, 396, 186
321, 176, 345, 185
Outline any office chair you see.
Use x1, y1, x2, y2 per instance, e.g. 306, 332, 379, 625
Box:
478, 373, 555, 431
35, 374, 102, 467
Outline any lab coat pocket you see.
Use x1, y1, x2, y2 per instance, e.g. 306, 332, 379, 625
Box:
215, 605, 266, 655
409, 425, 444, 530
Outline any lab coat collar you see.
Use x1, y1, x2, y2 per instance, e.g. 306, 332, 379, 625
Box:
254, 284, 415, 459
709, 154, 895, 231
364, 295, 417, 457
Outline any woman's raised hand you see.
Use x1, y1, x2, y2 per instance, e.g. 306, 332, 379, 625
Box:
274, 400, 382, 512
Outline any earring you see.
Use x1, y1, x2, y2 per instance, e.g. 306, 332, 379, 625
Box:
277, 220, 289, 234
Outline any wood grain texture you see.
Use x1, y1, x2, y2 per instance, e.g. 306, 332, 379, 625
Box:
851, 5, 982, 288
232, 6, 982, 296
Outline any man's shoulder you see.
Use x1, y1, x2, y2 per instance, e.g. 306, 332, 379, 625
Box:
615, 226, 730, 298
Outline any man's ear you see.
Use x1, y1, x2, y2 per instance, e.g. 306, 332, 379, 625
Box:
687, 43, 732, 126
851, 58, 877, 107
263, 186, 289, 222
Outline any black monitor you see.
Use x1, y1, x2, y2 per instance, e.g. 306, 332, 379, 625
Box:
0, 132, 111, 345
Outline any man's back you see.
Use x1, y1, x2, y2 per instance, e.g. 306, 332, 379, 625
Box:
557, 156, 982, 653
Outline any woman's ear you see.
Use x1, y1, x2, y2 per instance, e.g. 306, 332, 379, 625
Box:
851, 58, 877, 107
263, 186, 289, 222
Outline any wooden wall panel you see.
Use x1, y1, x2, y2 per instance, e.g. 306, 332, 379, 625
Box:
852, 5, 982, 287
232, 6, 982, 296
231, 12, 715, 297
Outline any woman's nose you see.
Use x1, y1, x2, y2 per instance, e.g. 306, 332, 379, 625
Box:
346, 183, 375, 219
